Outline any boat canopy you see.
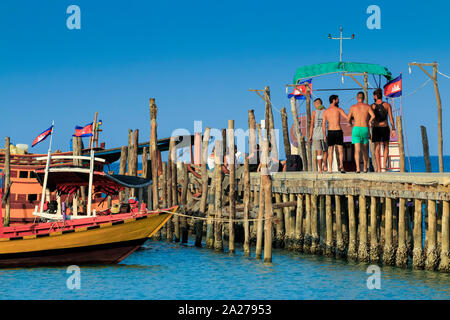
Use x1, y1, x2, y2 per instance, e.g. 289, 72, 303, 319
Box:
293, 62, 392, 83
35, 168, 152, 196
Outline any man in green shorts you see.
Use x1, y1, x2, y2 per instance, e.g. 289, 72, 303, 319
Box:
347, 92, 375, 173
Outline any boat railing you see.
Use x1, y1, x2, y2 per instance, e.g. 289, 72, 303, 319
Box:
34, 155, 106, 163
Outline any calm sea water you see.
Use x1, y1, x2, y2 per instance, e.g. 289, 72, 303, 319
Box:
0, 240, 449, 300
0, 156, 448, 300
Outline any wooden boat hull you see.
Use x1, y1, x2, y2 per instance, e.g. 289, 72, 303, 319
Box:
0, 211, 173, 268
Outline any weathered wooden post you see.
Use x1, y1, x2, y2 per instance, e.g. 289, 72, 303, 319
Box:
132, 129, 139, 196
335, 195, 345, 258
165, 143, 173, 241
213, 139, 223, 252
161, 162, 167, 208
310, 194, 319, 254
255, 124, 265, 259
358, 192, 369, 262
304, 194, 311, 252
325, 195, 333, 256
243, 157, 251, 256
141, 147, 148, 205
369, 196, 379, 262
180, 163, 189, 243
3, 137, 10, 227
396, 116, 406, 172
197, 127, 211, 248
118, 146, 127, 202
283, 194, 291, 249
261, 138, 273, 263
280, 107, 291, 158
171, 138, 180, 242
319, 195, 325, 253
149, 98, 159, 211
347, 194, 357, 260
274, 193, 284, 248
294, 194, 304, 252
420, 126, 432, 172
438, 200, 449, 272
126, 129, 134, 199
290, 97, 308, 170
383, 197, 395, 265
425, 199, 438, 270
412, 199, 424, 269
396, 198, 408, 267
228, 120, 236, 254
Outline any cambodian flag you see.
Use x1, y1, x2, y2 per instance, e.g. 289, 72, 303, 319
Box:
73, 123, 93, 137
288, 79, 312, 100
31, 125, 53, 147
384, 74, 402, 98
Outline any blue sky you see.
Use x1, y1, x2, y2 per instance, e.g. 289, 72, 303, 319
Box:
0, 0, 449, 158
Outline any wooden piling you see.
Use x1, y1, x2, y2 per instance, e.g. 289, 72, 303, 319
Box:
294, 194, 304, 252
383, 197, 395, 265
261, 138, 273, 263
149, 98, 159, 211
325, 195, 333, 256
228, 120, 236, 254
319, 195, 325, 252
303, 194, 311, 252
196, 127, 211, 248
280, 107, 291, 158
358, 192, 369, 262
335, 195, 345, 258
213, 139, 223, 252
347, 195, 357, 260
396, 116, 406, 172
180, 163, 189, 243
282, 193, 291, 249
425, 199, 438, 270
310, 194, 319, 254
171, 138, 179, 242
369, 196, 380, 262
274, 193, 284, 248
243, 157, 251, 256
161, 162, 167, 208
420, 126, 432, 172
142, 147, 148, 205
438, 200, 449, 272
396, 198, 408, 267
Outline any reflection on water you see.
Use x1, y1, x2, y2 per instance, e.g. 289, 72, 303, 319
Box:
0, 240, 448, 300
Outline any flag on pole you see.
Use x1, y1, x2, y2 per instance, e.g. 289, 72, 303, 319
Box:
288, 79, 312, 100
73, 123, 93, 137
384, 74, 402, 98
31, 125, 54, 147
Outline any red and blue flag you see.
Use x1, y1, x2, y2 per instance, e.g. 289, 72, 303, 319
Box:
384, 74, 402, 98
288, 79, 312, 100
31, 125, 53, 147
73, 123, 93, 137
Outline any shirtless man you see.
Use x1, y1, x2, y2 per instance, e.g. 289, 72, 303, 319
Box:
347, 92, 375, 173
371, 88, 396, 172
322, 95, 348, 173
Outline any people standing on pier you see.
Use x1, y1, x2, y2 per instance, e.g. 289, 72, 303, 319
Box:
322, 95, 348, 173
309, 98, 328, 173
371, 88, 396, 172
347, 91, 375, 173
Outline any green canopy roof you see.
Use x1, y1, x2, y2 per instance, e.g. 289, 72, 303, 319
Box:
293, 62, 392, 84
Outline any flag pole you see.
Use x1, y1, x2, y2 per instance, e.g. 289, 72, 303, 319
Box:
87, 115, 97, 217
38, 121, 54, 214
